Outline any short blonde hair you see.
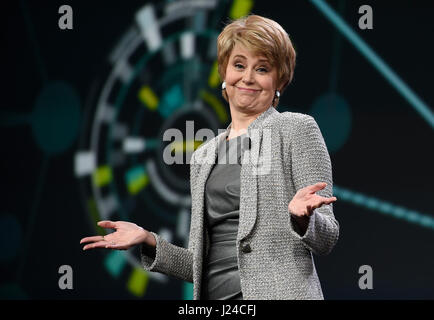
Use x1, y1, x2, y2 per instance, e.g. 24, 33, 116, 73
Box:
217, 15, 296, 107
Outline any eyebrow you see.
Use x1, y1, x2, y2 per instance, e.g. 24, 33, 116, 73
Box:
232, 55, 270, 64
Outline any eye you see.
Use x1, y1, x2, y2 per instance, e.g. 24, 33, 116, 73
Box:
234, 63, 244, 69
257, 67, 268, 73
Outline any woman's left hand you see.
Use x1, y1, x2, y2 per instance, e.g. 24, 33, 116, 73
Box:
288, 182, 337, 218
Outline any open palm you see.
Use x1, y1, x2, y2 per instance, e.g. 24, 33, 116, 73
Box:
288, 182, 337, 217
80, 220, 151, 251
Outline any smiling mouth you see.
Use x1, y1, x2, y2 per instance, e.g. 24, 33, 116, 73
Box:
236, 86, 261, 92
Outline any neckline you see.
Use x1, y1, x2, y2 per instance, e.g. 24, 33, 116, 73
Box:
225, 132, 247, 142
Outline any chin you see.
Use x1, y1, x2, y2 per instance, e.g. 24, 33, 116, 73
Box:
235, 98, 257, 108
233, 103, 254, 110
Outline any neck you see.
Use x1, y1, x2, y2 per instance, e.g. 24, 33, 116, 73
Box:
226, 110, 261, 141
228, 104, 272, 133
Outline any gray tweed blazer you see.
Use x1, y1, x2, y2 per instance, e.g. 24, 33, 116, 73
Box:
141, 106, 339, 300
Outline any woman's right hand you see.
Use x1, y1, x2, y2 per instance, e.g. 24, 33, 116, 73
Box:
80, 220, 156, 251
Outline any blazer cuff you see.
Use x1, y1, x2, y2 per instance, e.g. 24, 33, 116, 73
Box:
289, 210, 320, 253
140, 231, 160, 271
290, 211, 316, 244
290, 209, 339, 256
140, 231, 194, 282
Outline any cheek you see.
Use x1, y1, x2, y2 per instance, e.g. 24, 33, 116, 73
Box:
259, 83, 275, 97
225, 71, 239, 86
225, 86, 234, 98
261, 77, 277, 90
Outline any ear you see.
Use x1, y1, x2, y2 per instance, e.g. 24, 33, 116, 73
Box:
275, 82, 282, 93
275, 86, 283, 94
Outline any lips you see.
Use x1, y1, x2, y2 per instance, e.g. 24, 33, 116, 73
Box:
236, 86, 261, 92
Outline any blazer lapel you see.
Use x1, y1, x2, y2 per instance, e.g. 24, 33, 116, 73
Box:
189, 134, 219, 264
237, 136, 259, 242
237, 107, 276, 242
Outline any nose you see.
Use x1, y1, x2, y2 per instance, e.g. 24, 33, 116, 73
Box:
242, 67, 255, 84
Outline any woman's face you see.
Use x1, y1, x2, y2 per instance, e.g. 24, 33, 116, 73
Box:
224, 43, 279, 113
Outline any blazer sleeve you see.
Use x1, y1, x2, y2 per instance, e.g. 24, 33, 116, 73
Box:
140, 232, 193, 282
288, 114, 340, 256
140, 153, 199, 282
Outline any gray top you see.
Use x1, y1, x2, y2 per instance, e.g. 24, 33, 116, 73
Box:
201, 133, 247, 300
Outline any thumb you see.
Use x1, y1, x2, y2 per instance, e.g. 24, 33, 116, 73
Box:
98, 220, 117, 229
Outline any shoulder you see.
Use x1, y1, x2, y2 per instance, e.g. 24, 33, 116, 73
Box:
276, 110, 316, 127
271, 110, 320, 139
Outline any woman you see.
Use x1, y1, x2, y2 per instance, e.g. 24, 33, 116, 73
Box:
80, 15, 339, 300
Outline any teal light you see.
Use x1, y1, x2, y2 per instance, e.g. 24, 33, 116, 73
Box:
159, 84, 185, 119
334, 185, 434, 230
310, 93, 352, 154
309, 0, 434, 129
125, 166, 146, 184
1, 81, 81, 155
183, 282, 194, 300
104, 250, 127, 278
31, 81, 81, 155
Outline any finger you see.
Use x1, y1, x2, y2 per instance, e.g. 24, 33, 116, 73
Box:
320, 196, 337, 204
310, 197, 337, 209
80, 235, 105, 244
97, 220, 117, 229
307, 182, 327, 194
105, 243, 127, 250
83, 241, 108, 250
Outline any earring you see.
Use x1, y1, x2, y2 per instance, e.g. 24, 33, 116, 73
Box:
275, 90, 280, 98
222, 81, 226, 90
